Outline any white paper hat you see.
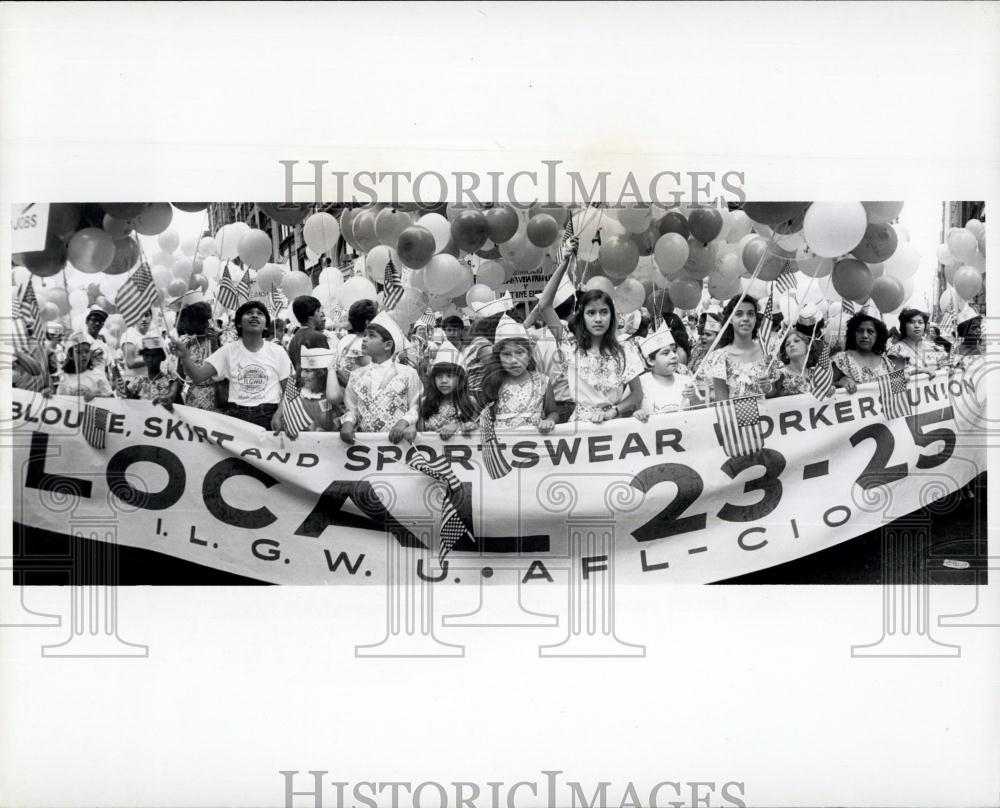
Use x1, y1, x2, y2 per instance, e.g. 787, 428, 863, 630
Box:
64, 331, 89, 349
431, 339, 465, 370
300, 346, 336, 370
956, 305, 980, 328
471, 291, 515, 318
493, 313, 529, 343
639, 329, 677, 358
369, 311, 409, 356
141, 335, 165, 351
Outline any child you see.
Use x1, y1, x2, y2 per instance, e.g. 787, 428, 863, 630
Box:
633, 329, 697, 421
479, 315, 558, 433
339, 311, 421, 444
57, 332, 114, 401
296, 346, 343, 431
122, 335, 181, 407
418, 340, 480, 439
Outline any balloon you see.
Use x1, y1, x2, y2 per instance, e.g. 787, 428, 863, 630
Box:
406, 269, 427, 293
725, 210, 753, 243
850, 222, 898, 263
741, 236, 770, 273
946, 228, 979, 264
102, 214, 133, 240
350, 210, 380, 253
485, 206, 520, 244
599, 235, 640, 280
167, 278, 187, 298
192, 236, 216, 259
707, 271, 741, 300
338, 277, 378, 309
583, 276, 616, 296
740, 276, 770, 301
868, 262, 884, 279
65, 289, 89, 311
653, 232, 690, 275
935, 243, 955, 266
953, 266, 983, 300
939, 287, 965, 314
339, 208, 362, 252
303, 212, 341, 253
613, 278, 646, 314
131, 203, 173, 236
215, 225, 240, 261
39, 302, 60, 322
149, 265, 171, 290
317, 266, 345, 296
802, 202, 867, 258
831, 258, 874, 303
966, 249, 986, 272
258, 203, 310, 227
506, 240, 544, 273
529, 203, 569, 227
774, 230, 806, 252
254, 264, 283, 293
106, 237, 139, 276
396, 225, 437, 269
862, 202, 904, 224
157, 229, 180, 253
667, 277, 703, 310
755, 246, 796, 282
363, 246, 397, 284
372, 208, 412, 248
424, 254, 464, 295
617, 206, 653, 234
525, 213, 560, 248
282, 271, 314, 300
739, 202, 807, 225
870, 275, 905, 313
445, 209, 487, 254
15, 233, 68, 277
476, 260, 506, 290
172, 258, 194, 281
446, 265, 475, 298
152, 249, 177, 269
882, 242, 920, 279
190, 274, 209, 294
688, 208, 724, 244
201, 256, 221, 280
658, 211, 690, 240
417, 213, 452, 254
466, 284, 495, 306
67, 228, 116, 274
892, 223, 909, 244
103, 203, 146, 220
179, 234, 198, 257
237, 229, 272, 270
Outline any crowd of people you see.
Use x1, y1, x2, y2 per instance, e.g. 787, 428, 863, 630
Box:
13, 239, 986, 443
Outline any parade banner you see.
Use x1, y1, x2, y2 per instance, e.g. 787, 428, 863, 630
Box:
9, 372, 987, 585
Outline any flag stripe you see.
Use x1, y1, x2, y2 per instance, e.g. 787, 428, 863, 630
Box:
115, 264, 158, 327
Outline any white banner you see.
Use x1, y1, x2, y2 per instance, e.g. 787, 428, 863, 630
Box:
9, 371, 987, 585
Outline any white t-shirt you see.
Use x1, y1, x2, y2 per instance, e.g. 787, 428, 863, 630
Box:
119, 326, 148, 378
206, 340, 292, 406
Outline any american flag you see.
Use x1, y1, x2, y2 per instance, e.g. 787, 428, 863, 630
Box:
279, 377, 313, 439
115, 263, 158, 327
811, 341, 834, 400
216, 264, 239, 311
841, 299, 856, 318
758, 291, 774, 349
382, 256, 404, 311
417, 307, 436, 329
774, 270, 798, 297
82, 404, 109, 450
877, 369, 912, 420
479, 406, 512, 480
713, 395, 764, 458
235, 270, 252, 307
407, 447, 475, 562
939, 299, 957, 339
18, 282, 43, 339
268, 287, 287, 320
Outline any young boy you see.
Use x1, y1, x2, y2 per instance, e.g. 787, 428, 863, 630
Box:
339, 311, 421, 445
633, 329, 698, 421
122, 335, 181, 408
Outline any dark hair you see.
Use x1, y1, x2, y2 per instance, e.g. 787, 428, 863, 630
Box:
176, 301, 213, 336
662, 311, 692, 359
85, 309, 108, 324
956, 315, 982, 340
779, 329, 821, 367
479, 337, 537, 407
365, 323, 394, 354
292, 295, 322, 324
897, 308, 928, 338
62, 344, 92, 375
469, 311, 512, 342
419, 363, 479, 422
441, 315, 465, 331
844, 312, 889, 355
347, 299, 378, 334
716, 294, 760, 348
234, 300, 271, 339
570, 290, 625, 369
141, 348, 167, 363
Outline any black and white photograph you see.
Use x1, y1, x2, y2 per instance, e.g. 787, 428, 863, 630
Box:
1, 4, 997, 808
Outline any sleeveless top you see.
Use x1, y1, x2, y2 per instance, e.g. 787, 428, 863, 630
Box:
831, 351, 895, 384
494, 370, 548, 429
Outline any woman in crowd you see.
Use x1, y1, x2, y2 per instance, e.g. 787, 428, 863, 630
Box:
832, 312, 900, 394
699, 294, 776, 401
950, 307, 984, 370
174, 293, 222, 411
887, 307, 946, 375
57, 332, 114, 401
333, 298, 377, 389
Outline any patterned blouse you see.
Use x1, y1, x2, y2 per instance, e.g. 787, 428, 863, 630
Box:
774, 365, 814, 397
831, 351, 895, 384
178, 334, 220, 411
563, 339, 645, 421
699, 348, 777, 398
421, 400, 478, 432
123, 371, 177, 402
887, 339, 946, 372
494, 370, 549, 429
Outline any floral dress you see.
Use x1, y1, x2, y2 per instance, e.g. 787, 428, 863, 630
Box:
831, 351, 895, 384
699, 349, 777, 398
563, 340, 645, 421
123, 371, 177, 402
494, 370, 549, 429
335, 333, 368, 379
774, 365, 814, 396
887, 339, 946, 373
178, 334, 220, 411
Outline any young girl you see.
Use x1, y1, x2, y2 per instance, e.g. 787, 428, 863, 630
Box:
122, 335, 181, 407
562, 290, 644, 423
418, 341, 480, 439
479, 315, 558, 433
296, 346, 343, 432
57, 333, 114, 401
771, 329, 821, 398
700, 294, 778, 400
340, 311, 421, 445
633, 329, 698, 421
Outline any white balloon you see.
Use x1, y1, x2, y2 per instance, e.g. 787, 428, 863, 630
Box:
416, 213, 453, 254
802, 202, 867, 258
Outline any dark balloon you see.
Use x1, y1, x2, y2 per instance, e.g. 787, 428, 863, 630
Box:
103, 203, 147, 220
106, 236, 140, 275
742, 202, 809, 225
451, 209, 490, 253
658, 211, 690, 240
485, 206, 520, 244
172, 203, 209, 213
850, 222, 899, 264
257, 203, 311, 226
688, 208, 724, 244
14, 232, 68, 277
47, 203, 82, 241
